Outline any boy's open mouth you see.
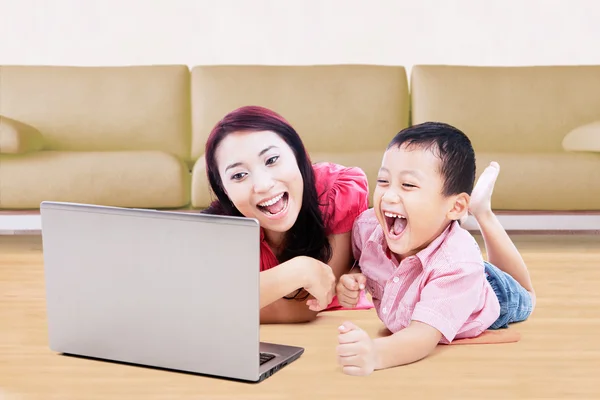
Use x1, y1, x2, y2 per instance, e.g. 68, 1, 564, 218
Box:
384, 211, 407, 239
257, 192, 289, 216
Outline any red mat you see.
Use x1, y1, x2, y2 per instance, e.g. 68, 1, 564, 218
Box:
323, 293, 520, 345
450, 329, 521, 345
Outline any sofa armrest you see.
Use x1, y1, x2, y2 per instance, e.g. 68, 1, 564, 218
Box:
0, 115, 45, 154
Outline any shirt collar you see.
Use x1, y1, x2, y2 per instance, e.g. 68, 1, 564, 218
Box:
367, 220, 457, 266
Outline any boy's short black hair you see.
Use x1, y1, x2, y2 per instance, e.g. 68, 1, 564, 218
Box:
387, 121, 476, 196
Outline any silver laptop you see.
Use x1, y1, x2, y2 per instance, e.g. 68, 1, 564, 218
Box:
40, 201, 304, 383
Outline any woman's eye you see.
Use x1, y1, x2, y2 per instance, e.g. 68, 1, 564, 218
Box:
403, 183, 416, 188
266, 156, 279, 165
231, 172, 246, 181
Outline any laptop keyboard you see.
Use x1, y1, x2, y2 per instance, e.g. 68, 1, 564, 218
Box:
260, 352, 275, 365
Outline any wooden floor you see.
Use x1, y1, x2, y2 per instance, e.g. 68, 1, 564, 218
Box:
1, 234, 599, 399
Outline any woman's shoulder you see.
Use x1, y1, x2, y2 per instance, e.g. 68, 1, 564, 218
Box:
312, 162, 370, 235
312, 161, 369, 188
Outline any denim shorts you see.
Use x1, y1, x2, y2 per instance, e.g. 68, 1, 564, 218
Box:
485, 261, 533, 329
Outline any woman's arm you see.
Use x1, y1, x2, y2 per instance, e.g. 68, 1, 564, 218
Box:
326, 231, 355, 281
260, 295, 319, 324
259, 257, 308, 309
260, 232, 354, 324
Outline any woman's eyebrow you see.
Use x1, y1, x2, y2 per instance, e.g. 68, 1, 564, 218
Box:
225, 146, 280, 172
258, 145, 278, 157
225, 162, 242, 172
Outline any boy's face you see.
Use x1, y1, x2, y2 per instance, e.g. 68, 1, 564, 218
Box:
373, 144, 468, 260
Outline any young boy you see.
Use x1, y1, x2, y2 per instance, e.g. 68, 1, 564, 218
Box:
335, 122, 536, 376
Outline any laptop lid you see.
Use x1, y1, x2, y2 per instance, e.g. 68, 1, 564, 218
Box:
40, 201, 263, 382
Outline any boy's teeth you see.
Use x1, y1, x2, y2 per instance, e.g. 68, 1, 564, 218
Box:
259, 193, 283, 207
384, 211, 405, 219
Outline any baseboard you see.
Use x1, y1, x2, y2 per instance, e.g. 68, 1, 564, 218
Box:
1, 210, 599, 235
461, 213, 600, 234
0, 214, 43, 235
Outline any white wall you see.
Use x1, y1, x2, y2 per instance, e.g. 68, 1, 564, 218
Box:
1, 0, 599, 72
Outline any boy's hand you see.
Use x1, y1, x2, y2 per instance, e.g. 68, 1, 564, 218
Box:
336, 321, 378, 376
336, 273, 367, 308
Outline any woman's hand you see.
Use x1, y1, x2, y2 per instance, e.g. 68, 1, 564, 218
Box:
259, 232, 354, 323
299, 257, 336, 311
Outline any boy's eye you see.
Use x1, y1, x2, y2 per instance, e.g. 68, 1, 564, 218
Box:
402, 183, 416, 188
376, 179, 388, 184
266, 156, 279, 165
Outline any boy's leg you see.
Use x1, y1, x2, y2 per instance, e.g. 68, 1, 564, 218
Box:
469, 162, 536, 307
484, 261, 534, 329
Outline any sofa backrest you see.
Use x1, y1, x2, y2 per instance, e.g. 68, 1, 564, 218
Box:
410, 65, 600, 153
189, 65, 410, 161
0, 65, 192, 161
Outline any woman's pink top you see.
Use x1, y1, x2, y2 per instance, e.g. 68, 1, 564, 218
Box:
258, 162, 374, 311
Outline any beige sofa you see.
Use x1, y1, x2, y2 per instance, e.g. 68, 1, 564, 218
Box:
411, 65, 600, 211
0, 65, 192, 210
1, 64, 599, 212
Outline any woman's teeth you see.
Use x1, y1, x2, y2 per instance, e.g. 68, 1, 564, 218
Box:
258, 193, 284, 207
257, 192, 288, 216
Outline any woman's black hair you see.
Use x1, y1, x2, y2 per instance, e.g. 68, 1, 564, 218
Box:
202, 106, 332, 300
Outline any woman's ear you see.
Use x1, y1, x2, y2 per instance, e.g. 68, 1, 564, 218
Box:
447, 193, 470, 221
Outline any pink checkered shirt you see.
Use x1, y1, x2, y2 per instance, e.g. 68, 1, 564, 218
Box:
352, 209, 500, 344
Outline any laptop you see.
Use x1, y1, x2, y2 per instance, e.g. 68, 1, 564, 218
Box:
40, 201, 304, 383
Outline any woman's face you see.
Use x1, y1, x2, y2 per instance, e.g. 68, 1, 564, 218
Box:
215, 130, 304, 236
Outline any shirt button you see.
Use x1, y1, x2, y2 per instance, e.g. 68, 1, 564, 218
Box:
393, 277, 399, 283
383, 307, 387, 314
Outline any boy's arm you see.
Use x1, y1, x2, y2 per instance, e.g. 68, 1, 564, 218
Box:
334, 214, 369, 308
371, 259, 486, 368
373, 321, 442, 369
336, 321, 442, 376
336, 320, 442, 376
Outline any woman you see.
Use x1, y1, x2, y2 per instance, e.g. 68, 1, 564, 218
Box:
202, 105, 370, 323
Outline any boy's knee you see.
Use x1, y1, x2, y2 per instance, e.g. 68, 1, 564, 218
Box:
528, 290, 537, 313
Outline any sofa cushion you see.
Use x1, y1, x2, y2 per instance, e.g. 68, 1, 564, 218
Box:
0, 115, 44, 154
410, 65, 600, 153
0, 65, 192, 162
562, 121, 600, 152
189, 65, 410, 162
0, 151, 190, 209
191, 155, 213, 209
474, 152, 600, 210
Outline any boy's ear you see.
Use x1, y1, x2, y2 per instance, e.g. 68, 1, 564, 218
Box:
447, 193, 470, 221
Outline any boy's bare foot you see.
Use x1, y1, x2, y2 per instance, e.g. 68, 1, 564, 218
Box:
469, 161, 500, 219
